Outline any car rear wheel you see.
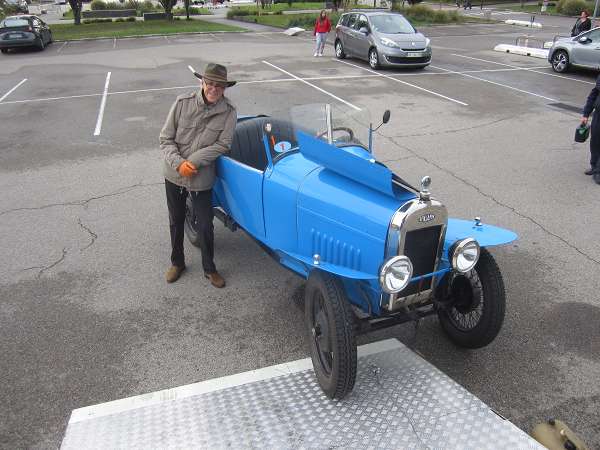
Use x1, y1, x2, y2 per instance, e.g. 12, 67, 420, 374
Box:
37, 38, 45, 51
437, 248, 505, 348
305, 270, 357, 399
1, 49, 8, 54
335, 39, 346, 59
368, 48, 379, 70
49, 32, 53, 44
551, 50, 569, 73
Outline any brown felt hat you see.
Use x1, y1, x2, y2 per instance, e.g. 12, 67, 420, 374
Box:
191, 63, 236, 87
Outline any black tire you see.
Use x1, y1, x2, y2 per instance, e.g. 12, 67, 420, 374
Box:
368, 48, 379, 70
49, 32, 53, 44
1, 49, 8, 54
437, 248, 505, 349
551, 50, 569, 73
183, 196, 202, 247
37, 37, 45, 51
305, 270, 357, 399
334, 39, 346, 59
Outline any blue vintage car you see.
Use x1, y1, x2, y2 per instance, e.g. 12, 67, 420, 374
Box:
184, 104, 517, 399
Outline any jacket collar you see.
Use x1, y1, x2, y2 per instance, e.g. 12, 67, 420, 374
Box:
196, 89, 228, 116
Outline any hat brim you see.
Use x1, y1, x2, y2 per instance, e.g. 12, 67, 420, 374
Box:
193, 72, 236, 87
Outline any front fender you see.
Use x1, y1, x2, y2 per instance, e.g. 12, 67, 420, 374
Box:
444, 218, 517, 255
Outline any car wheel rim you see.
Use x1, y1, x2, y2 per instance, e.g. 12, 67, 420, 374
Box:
369, 51, 377, 68
553, 53, 566, 71
335, 42, 341, 57
447, 272, 483, 331
311, 292, 333, 375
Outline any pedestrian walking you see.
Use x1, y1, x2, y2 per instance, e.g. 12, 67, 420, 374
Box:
160, 63, 238, 285
313, 10, 331, 57
571, 10, 591, 37
580, 73, 600, 184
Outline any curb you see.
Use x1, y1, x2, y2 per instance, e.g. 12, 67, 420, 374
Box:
493, 44, 548, 58
505, 19, 542, 28
53, 29, 249, 42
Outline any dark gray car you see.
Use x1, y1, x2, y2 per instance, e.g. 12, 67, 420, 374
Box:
548, 27, 600, 73
0, 15, 53, 53
334, 10, 431, 70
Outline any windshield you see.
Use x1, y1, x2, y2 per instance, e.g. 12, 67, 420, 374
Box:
268, 103, 371, 161
369, 14, 415, 34
1, 19, 30, 28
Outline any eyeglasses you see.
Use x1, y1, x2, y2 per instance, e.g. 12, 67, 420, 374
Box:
204, 80, 226, 90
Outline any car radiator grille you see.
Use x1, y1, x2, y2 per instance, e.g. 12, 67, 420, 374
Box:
400, 225, 441, 297
385, 56, 431, 64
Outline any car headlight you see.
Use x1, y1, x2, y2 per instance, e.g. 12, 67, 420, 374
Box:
450, 238, 480, 273
380, 37, 400, 48
425, 38, 430, 47
379, 255, 413, 294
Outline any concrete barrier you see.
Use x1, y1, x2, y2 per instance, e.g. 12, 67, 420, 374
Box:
505, 19, 542, 28
494, 44, 549, 59
143, 12, 167, 20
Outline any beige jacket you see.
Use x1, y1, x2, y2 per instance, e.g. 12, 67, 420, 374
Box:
160, 90, 237, 191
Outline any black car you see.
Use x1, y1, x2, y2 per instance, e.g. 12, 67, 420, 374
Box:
0, 15, 53, 53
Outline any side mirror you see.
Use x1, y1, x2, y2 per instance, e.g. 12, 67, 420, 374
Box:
579, 36, 590, 43
383, 110, 391, 124
359, 27, 369, 35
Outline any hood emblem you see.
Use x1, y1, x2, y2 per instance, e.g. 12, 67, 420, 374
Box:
411, 42, 416, 46
418, 213, 435, 223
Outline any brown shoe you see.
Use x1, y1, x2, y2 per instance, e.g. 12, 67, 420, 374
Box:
204, 271, 225, 288
166, 265, 185, 283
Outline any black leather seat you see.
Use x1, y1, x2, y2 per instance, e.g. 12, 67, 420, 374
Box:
228, 117, 296, 171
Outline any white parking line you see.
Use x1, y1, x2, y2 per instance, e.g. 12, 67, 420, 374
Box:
113, 38, 117, 49
164, 35, 170, 44
451, 53, 596, 85
56, 41, 68, 53
0, 79, 27, 103
333, 59, 468, 106
262, 60, 361, 111
430, 64, 559, 102
93, 72, 111, 136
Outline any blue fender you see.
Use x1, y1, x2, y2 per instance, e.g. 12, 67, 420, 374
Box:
443, 218, 517, 259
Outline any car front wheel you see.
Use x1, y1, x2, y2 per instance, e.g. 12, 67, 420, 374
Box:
1, 48, 8, 54
305, 270, 357, 399
335, 39, 345, 59
436, 248, 505, 348
368, 48, 379, 69
551, 50, 569, 73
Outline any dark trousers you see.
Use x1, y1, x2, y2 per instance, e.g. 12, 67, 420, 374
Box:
165, 179, 216, 273
590, 115, 600, 169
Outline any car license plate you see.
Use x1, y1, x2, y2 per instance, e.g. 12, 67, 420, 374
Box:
9, 33, 23, 39
406, 52, 422, 57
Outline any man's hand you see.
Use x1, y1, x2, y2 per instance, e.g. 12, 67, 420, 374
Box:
581, 116, 589, 125
177, 160, 198, 178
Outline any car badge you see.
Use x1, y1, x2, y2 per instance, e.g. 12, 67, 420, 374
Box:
411, 42, 416, 46
418, 213, 435, 223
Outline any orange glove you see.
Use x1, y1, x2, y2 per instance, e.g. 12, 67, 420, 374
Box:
177, 160, 197, 178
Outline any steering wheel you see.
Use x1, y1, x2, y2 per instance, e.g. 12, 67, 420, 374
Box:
315, 126, 355, 142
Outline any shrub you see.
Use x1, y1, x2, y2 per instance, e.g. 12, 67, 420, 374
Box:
393, 4, 461, 24
90, 0, 107, 9
83, 17, 114, 23
227, 7, 249, 17
124, 0, 140, 9
556, 0, 591, 15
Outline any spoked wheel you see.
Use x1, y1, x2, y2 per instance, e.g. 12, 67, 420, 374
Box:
183, 196, 202, 247
551, 50, 569, 73
335, 40, 346, 59
305, 271, 356, 399
437, 248, 505, 348
368, 48, 379, 70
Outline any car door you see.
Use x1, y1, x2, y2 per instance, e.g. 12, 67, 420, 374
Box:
571, 29, 600, 68
352, 15, 371, 61
31, 17, 44, 43
343, 13, 358, 56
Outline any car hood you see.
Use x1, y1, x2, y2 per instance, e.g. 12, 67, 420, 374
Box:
378, 32, 426, 47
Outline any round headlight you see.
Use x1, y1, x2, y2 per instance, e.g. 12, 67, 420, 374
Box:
379, 256, 413, 294
451, 238, 480, 273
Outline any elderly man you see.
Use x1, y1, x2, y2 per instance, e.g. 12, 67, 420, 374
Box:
160, 63, 237, 286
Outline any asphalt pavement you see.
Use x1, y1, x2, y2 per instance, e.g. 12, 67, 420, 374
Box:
1, 19, 599, 449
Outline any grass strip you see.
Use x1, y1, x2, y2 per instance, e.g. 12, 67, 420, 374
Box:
51, 19, 244, 40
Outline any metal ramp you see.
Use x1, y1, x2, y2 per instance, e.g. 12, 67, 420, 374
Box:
61, 339, 544, 449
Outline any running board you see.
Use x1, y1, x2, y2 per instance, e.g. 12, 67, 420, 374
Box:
61, 339, 544, 449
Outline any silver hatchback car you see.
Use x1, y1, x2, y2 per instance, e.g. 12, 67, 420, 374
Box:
548, 27, 600, 73
334, 10, 431, 69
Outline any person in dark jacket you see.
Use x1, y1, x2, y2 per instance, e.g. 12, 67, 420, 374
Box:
571, 10, 591, 37
581, 73, 600, 184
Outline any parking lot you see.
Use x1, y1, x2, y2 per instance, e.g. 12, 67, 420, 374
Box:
1, 21, 600, 448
